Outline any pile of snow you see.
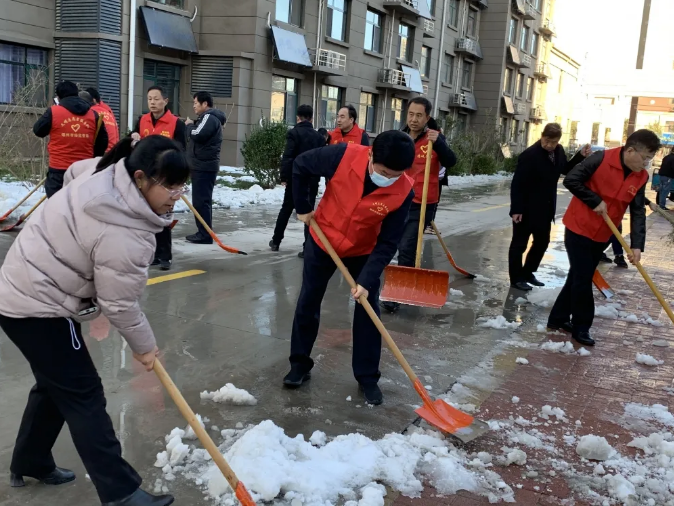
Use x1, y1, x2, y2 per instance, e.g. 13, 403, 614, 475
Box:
539, 405, 566, 421
173, 183, 286, 212
0, 180, 45, 222
540, 340, 575, 354
477, 316, 521, 330
515, 357, 529, 365
474, 274, 491, 283
595, 303, 664, 327
622, 403, 674, 429
200, 384, 258, 406
635, 354, 664, 366
447, 172, 512, 188
576, 435, 616, 461
536, 324, 547, 333
527, 287, 562, 308
449, 288, 465, 297
577, 347, 591, 357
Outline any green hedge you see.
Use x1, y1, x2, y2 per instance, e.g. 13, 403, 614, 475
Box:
240, 120, 288, 189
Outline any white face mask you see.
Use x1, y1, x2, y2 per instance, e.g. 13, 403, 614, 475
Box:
369, 164, 400, 187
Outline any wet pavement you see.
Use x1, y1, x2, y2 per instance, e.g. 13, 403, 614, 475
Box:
0, 178, 584, 505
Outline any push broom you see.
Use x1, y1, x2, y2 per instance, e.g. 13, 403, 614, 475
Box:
180, 195, 247, 255
1, 195, 46, 232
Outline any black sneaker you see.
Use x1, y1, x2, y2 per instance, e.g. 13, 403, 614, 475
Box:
283, 367, 311, 388
101, 488, 174, 506
159, 260, 171, 271
186, 233, 213, 245
510, 281, 533, 291
269, 240, 280, 252
10, 467, 75, 487
298, 250, 304, 259
599, 253, 612, 264
614, 255, 628, 268
547, 321, 573, 333
573, 331, 595, 346
151, 258, 160, 266
526, 274, 545, 287
381, 301, 400, 313
359, 383, 383, 405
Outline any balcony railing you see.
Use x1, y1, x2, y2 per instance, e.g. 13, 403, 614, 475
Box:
309, 48, 347, 72
456, 37, 483, 59
515, 103, 527, 115
530, 105, 545, 121
540, 19, 555, 37
423, 19, 435, 34
383, 0, 419, 13
378, 68, 411, 87
451, 90, 478, 111
534, 62, 550, 80
521, 53, 532, 67
523, 2, 536, 19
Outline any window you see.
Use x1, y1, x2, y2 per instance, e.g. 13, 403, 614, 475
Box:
530, 33, 539, 57
516, 73, 524, 98
143, 60, 181, 114
427, 0, 436, 16
320, 85, 342, 128
364, 9, 382, 53
520, 26, 530, 52
0, 43, 48, 106
420, 46, 431, 78
391, 98, 405, 130
271, 76, 298, 125
276, 0, 303, 26
526, 77, 534, 100
508, 18, 518, 45
524, 122, 531, 144
359, 92, 376, 133
448, 0, 459, 27
462, 61, 473, 88
398, 23, 412, 61
467, 9, 478, 37
500, 117, 509, 143
504, 68, 514, 95
533, 0, 541, 10
443, 53, 455, 83
326, 0, 347, 41
511, 119, 519, 143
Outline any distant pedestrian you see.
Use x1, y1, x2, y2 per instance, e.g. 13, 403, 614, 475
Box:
548, 129, 659, 346
184, 91, 226, 244
86, 87, 120, 152
657, 147, 674, 210
317, 127, 331, 146
270, 105, 325, 256
508, 123, 591, 291
329, 105, 369, 146
33, 81, 108, 197
599, 223, 628, 268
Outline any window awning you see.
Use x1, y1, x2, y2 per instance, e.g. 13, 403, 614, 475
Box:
401, 65, 424, 93
502, 96, 515, 115
507, 45, 521, 66
139, 7, 198, 53
271, 26, 312, 67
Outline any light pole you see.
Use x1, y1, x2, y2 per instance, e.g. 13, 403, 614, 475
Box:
626, 0, 652, 138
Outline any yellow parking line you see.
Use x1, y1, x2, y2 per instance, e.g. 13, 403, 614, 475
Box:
473, 203, 509, 213
147, 269, 206, 285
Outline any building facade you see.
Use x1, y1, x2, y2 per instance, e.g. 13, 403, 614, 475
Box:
1, 0, 562, 166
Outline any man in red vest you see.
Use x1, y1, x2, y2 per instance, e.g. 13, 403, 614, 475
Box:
33, 81, 108, 197
86, 87, 119, 152
382, 97, 456, 313
131, 85, 186, 271
283, 130, 416, 405
548, 129, 660, 346
329, 105, 370, 146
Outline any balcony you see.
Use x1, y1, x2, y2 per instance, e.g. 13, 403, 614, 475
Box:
530, 105, 545, 122
308, 48, 346, 75
521, 53, 532, 67
523, 2, 536, 20
450, 91, 478, 111
534, 62, 550, 81
469, 0, 488, 9
377, 68, 412, 91
515, 102, 527, 115
383, 0, 419, 17
455, 37, 483, 59
423, 19, 435, 37
512, 0, 526, 15
540, 19, 555, 38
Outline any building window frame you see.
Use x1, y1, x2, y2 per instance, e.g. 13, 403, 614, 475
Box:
520, 25, 530, 52
319, 84, 343, 129
501, 117, 509, 143
467, 8, 478, 38
530, 33, 539, 58
398, 22, 412, 62
448, 0, 460, 28
443, 53, 455, 84
0, 42, 49, 106
503, 67, 514, 96
420, 46, 431, 78
271, 75, 298, 126
516, 72, 525, 98
391, 97, 406, 130
359, 92, 376, 133
326, 0, 348, 42
508, 17, 518, 45
276, 0, 304, 27
461, 60, 473, 89
364, 9, 383, 53
143, 59, 181, 115
427, 0, 436, 17
532, 0, 542, 11
511, 119, 519, 144
526, 77, 535, 101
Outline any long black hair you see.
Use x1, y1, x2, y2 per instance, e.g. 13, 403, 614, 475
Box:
95, 136, 190, 187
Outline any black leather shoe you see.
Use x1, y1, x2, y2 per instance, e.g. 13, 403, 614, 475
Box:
573, 331, 595, 346
298, 250, 304, 259
283, 367, 311, 388
269, 240, 280, 252
159, 260, 171, 271
151, 258, 160, 266
547, 321, 573, 333
102, 488, 174, 506
186, 233, 213, 245
10, 467, 76, 487
381, 301, 400, 313
599, 253, 612, 264
614, 255, 628, 268
511, 281, 533, 291
526, 275, 545, 287
359, 383, 383, 405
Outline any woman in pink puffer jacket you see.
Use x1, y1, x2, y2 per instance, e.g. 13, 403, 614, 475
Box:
0, 135, 189, 506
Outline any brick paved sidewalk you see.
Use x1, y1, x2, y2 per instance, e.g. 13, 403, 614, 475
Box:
392, 216, 674, 506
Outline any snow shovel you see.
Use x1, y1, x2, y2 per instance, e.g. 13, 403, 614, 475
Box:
180, 195, 247, 255
593, 270, 615, 299
168, 219, 178, 230
0, 177, 45, 223
380, 141, 450, 308
310, 219, 488, 442
429, 221, 476, 279
1, 195, 46, 232
603, 214, 674, 325
153, 360, 256, 506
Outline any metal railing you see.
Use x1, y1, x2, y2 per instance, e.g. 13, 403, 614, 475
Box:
451, 91, 472, 107
385, 0, 419, 9
456, 37, 483, 58
534, 62, 549, 78
530, 105, 545, 120
309, 48, 347, 72
378, 68, 411, 87
524, 3, 536, 19
515, 103, 527, 114
521, 54, 532, 67
423, 19, 435, 33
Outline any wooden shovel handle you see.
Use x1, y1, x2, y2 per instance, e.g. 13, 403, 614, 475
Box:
0, 177, 46, 221
603, 214, 674, 325
309, 219, 420, 383
415, 141, 433, 269
180, 195, 246, 255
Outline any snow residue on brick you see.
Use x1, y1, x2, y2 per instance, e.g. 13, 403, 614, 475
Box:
539, 405, 567, 421
635, 353, 664, 366
477, 316, 521, 330
526, 287, 562, 308
540, 340, 575, 354
577, 347, 591, 357
515, 357, 529, 365
575, 435, 616, 461
200, 384, 258, 406
622, 403, 674, 430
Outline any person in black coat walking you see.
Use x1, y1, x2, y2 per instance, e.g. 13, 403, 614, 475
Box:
657, 147, 674, 210
508, 123, 591, 291
270, 105, 326, 256
184, 91, 226, 244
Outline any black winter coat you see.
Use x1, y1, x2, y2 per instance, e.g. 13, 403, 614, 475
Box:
280, 121, 326, 183
186, 108, 226, 172
659, 153, 674, 179
510, 141, 586, 225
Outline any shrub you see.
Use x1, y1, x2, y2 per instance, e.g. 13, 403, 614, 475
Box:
240, 119, 288, 189
471, 154, 498, 175
502, 155, 519, 173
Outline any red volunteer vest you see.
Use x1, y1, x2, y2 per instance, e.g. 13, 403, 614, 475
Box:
406, 132, 440, 204
48, 105, 97, 170
91, 102, 119, 152
139, 111, 178, 139
330, 124, 366, 145
563, 147, 648, 243
311, 144, 414, 258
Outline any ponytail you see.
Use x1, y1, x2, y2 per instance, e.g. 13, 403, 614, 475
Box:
95, 137, 134, 173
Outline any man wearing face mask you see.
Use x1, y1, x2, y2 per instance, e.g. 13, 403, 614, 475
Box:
283, 131, 415, 406
548, 129, 660, 346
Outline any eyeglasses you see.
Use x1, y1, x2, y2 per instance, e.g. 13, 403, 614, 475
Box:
152, 178, 190, 198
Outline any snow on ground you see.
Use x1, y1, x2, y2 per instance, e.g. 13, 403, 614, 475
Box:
449, 288, 464, 297
635, 353, 664, 366
477, 316, 521, 330
200, 384, 258, 406
526, 287, 562, 308
0, 180, 45, 221
594, 302, 664, 327
516, 357, 529, 365
446, 172, 512, 188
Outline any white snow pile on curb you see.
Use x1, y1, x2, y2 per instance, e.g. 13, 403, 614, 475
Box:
446, 172, 512, 188
527, 287, 562, 308
477, 316, 521, 330
0, 180, 45, 221
635, 354, 664, 366
200, 384, 258, 406
174, 184, 286, 212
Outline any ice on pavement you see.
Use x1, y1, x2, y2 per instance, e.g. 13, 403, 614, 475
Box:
635, 353, 664, 366
576, 435, 616, 461
527, 287, 562, 308
200, 384, 258, 406
477, 315, 521, 329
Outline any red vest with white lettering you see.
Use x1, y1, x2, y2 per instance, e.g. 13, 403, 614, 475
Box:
563, 147, 649, 243
329, 124, 366, 146
406, 132, 440, 204
91, 102, 119, 151
139, 111, 178, 139
311, 144, 414, 258
48, 105, 97, 170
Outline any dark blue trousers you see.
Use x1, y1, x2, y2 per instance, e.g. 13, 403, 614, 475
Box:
397, 202, 437, 267
289, 235, 382, 385
191, 169, 217, 239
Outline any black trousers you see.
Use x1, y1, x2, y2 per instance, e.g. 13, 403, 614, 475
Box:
397, 202, 437, 267
191, 170, 217, 240
289, 235, 382, 384
605, 223, 623, 256
272, 178, 319, 246
154, 226, 172, 262
549, 228, 607, 332
45, 169, 65, 198
429, 185, 443, 222
0, 315, 141, 503
508, 219, 552, 283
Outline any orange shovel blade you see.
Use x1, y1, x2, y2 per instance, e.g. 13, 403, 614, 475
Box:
593, 270, 615, 299
415, 399, 490, 443
380, 265, 449, 308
